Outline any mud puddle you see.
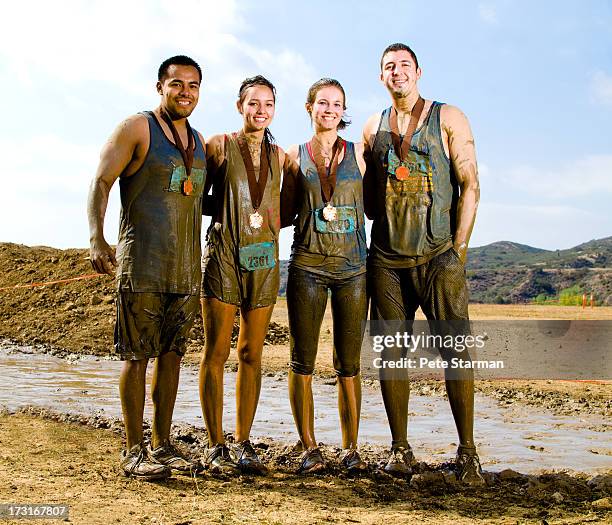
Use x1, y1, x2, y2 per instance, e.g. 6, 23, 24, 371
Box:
1, 344, 610, 474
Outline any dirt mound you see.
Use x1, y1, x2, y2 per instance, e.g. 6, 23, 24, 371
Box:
0, 243, 289, 357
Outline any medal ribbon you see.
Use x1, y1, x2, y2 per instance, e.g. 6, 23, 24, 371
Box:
388, 97, 425, 162
309, 137, 343, 204
236, 132, 270, 211
161, 110, 195, 193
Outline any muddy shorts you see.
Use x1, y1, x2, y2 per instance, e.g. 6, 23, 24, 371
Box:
368, 248, 472, 376
287, 266, 367, 377
201, 251, 279, 311
114, 292, 200, 361
369, 248, 468, 321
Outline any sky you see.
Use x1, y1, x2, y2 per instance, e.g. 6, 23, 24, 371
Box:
1, 0, 611, 258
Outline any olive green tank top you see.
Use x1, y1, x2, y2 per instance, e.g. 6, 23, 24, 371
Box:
203, 133, 281, 270
368, 102, 456, 268
116, 111, 206, 294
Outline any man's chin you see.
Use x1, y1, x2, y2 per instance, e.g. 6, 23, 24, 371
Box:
165, 106, 195, 119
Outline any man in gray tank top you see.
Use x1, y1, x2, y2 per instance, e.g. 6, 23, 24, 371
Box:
362, 43, 483, 484
87, 55, 206, 480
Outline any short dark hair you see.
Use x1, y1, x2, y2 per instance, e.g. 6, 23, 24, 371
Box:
380, 43, 419, 71
158, 55, 202, 83
306, 78, 351, 130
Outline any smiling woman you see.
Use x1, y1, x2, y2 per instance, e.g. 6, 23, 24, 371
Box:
280, 78, 369, 475
198, 75, 287, 476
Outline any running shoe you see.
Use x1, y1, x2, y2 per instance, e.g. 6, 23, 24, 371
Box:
298, 447, 326, 475
229, 440, 268, 475
383, 445, 415, 477
200, 444, 240, 476
120, 442, 171, 481
455, 449, 485, 485
148, 440, 203, 474
339, 449, 368, 474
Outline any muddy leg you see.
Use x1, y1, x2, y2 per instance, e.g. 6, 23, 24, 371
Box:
338, 375, 362, 449
288, 371, 317, 448
199, 298, 237, 446
119, 358, 148, 449
235, 305, 274, 442
286, 267, 328, 448
151, 351, 182, 448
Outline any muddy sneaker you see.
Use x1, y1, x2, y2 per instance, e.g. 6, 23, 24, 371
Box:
120, 443, 171, 481
200, 444, 240, 476
148, 440, 202, 475
383, 445, 415, 477
298, 447, 326, 475
229, 440, 268, 475
455, 450, 485, 485
339, 449, 367, 475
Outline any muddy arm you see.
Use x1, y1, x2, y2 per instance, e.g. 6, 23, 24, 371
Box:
87, 115, 146, 275
443, 106, 480, 264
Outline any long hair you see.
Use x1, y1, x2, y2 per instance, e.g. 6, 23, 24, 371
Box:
238, 75, 277, 166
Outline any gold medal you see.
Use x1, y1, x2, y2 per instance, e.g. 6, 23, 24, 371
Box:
249, 210, 264, 229
322, 203, 337, 222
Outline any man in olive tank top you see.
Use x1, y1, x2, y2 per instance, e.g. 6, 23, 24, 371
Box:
362, 43, 483, 483
87, 56, 206, 480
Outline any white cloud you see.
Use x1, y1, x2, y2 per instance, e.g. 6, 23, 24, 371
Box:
590, 71, 612, 108
478, 2, 498, 25
497, 155, 612, 199
0, 0, 320, 250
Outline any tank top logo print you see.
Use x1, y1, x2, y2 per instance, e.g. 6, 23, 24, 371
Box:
168, 165, 205, 194
387, 146, 433, 193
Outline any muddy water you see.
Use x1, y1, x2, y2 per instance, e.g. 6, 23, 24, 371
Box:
1, 344, 610, 474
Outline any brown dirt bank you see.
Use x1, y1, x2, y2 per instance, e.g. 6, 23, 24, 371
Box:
0, 242, 610, 417
1, 407, 611, 525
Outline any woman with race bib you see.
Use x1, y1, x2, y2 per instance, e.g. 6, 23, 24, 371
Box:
199, 76, 285, 475
281, 78, 368, 474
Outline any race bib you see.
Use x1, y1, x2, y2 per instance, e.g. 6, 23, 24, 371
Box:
168, 166, 205, 193
387, 148, 433, 192
314, 205, 357, 234
239, 241, 276, 271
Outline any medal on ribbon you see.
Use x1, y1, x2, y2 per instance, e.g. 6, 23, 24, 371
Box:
388, 97, 425, 181
322, 202, 337, 221
309, 136, 343, 222
161, 110, 195, 196
249, 210, 264, 229
236, 132, 270, 230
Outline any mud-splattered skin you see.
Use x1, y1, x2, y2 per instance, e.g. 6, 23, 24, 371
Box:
361, 48, 481, 463
199, 82, 288, 448
362, 51, 480, 265
281, 83, 369, 455
86, 62, 205, 454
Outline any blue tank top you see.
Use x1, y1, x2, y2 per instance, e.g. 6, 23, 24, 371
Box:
289, 141, 366, 278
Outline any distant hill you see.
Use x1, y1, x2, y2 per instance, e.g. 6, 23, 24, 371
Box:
278, 237, 612, 305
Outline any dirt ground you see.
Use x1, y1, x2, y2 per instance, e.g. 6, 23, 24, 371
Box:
1, 408, 611, 525
1, 242, 611, 524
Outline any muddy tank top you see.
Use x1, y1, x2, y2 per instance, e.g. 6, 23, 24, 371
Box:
203, 133, 281, 273
369, 102, 456, 268
116, 111, 206, 294
289, 141, 366, 278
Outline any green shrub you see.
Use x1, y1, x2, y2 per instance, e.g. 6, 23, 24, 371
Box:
558, 285, 584, 306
